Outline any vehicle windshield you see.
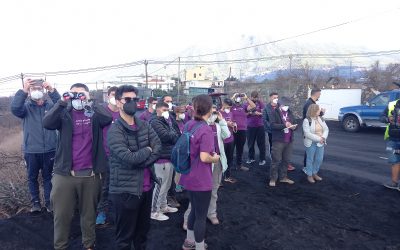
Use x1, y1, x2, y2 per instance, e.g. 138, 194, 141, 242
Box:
369, 93, 390, 106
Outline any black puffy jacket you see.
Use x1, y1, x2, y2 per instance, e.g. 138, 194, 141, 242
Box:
150, 116, 181, 160
108, 116, 161, 195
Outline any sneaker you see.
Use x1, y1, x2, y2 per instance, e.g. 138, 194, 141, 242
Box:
313, 174, 323, 181
151, 212, 169, 221
259, 160, 266, 166
30, 202, 41, 213
167, 196, 181, 208
239, 165, 249, 171
208, 217, 220, 225
96, 212, 106, 225
183, 221, 188, 231
224, 177, 237, 184
280, 178, 295, 185
383, 182, 399, 190
269, 180, 276, 187
45, 202, 53, 213
182, 240, 208, 250
161, 206, 178, 213
307, 176, 315, 184
175, 184, 184, 193
246, 159, 255, 164
288, 164, 296, 171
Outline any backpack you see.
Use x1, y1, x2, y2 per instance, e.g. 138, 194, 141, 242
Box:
171, 121, 205, 174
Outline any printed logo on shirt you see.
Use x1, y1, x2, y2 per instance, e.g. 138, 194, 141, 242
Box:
75, 118, 91, 126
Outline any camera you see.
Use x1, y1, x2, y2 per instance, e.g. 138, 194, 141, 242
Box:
30, 79, 44, 86
238, 93, 245, 97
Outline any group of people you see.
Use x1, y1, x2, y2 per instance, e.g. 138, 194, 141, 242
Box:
11, 79, 330, 250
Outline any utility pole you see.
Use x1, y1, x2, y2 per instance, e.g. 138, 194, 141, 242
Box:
144, 60, 149, 89
177, 57, 181, 104
20, 73, 24, 88
289, 55, 293, 95
349, 60, 352, 83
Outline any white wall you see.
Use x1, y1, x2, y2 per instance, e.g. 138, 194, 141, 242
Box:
310, 88, 362, 120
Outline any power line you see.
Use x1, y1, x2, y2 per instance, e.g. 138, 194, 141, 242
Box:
180, 7, 400, 58
149, 57, 180, 75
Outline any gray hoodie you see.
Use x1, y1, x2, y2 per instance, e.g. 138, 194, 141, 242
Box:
11, 89, 60, 153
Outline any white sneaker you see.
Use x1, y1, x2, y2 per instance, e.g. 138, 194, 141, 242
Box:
151, 212, 169, 221
259, 160, 266, 166
280, 178, 295, 185
161, 206, 178, 213
246, 159, 255, 164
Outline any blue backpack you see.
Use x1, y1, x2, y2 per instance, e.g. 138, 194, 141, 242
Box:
171, 121, 205, 174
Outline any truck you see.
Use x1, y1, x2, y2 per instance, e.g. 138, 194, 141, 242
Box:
338, 88, 400, 132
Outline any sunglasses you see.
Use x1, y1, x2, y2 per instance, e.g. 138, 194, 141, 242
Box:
121, 97, 139, 103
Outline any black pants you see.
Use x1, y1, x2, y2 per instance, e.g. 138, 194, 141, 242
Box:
247, 126, 266, 161
187, 191, 212, 243
24, 151, 55, 205
268, 132, 273, 155
234, 130, 247, 166
97, 169, 110, 213
223, 141, 235, 178
111, 190, 152, 250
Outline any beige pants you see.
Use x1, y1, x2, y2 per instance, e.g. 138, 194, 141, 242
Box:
184, 161, 223, 221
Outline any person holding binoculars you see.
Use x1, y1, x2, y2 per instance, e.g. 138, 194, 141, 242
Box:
43, 83, 112, 250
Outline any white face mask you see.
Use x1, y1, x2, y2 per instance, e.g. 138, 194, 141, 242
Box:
72, 99, 85, 111
31, 90, 44, 101
109, 97, 116, 106
208, 114, 218, 124
224, 108, 230, 114
178, 113, 186, 120
152, 104, 156, 110
161, 111, 170, 120
235, 97, 241, 103
281, 106, 289, 112
272, 99, 278, 104
167, 102, 173, 111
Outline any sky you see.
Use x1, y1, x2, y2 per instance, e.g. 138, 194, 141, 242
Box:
0, 0, 399, 94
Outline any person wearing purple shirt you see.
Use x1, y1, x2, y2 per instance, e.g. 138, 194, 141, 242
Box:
149, 101, 181, 221
139, 96, 157, 122
107, 85, 161, 250
220, 98, 237, 184
96, 86, 120, 226
244, 91, 267, 167
180, 95, 220, 250
43, 83, 112, 250
268, 97, 298, 188
231, 92, 256, 172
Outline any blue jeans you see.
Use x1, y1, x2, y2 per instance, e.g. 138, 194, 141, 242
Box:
24, 152, 55, 204
304, 143, 325, 176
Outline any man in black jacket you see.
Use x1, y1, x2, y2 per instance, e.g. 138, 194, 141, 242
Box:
149, 101, 181, 221
43, 83, 112, 250
108, 85, 161, 250
269, 97, 298, 187
11, 79, 60, 213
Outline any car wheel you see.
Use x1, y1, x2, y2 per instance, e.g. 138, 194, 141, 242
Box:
343, 115, 360, 132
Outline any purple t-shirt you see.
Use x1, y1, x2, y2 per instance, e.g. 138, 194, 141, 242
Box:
179, 120, 214, 191
130, 124, 152, 192
103, 106, 120, 156
221, 110, 234, 143
71, 110, 93, 171
231, 104, 247, 131
210, 124, 220, 154
139, 110, 153, 122
244, 101, 265, 128
281, 110, 293, 143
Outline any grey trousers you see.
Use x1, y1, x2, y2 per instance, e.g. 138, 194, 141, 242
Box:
51, 174, 101, 250
270, 142, 293, 181
152, 162, 174, 212
184, 161, 223, 221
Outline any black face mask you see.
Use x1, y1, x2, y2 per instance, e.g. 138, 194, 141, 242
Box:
123, 101, 137, 116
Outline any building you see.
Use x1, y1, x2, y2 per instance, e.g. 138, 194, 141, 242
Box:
184, 66, 224, 95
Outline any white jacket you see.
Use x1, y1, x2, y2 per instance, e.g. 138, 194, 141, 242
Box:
211, 119, 231, 173
303, 117, 329, 147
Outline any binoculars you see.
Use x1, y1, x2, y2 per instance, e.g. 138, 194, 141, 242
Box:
63, 92, 87, 101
